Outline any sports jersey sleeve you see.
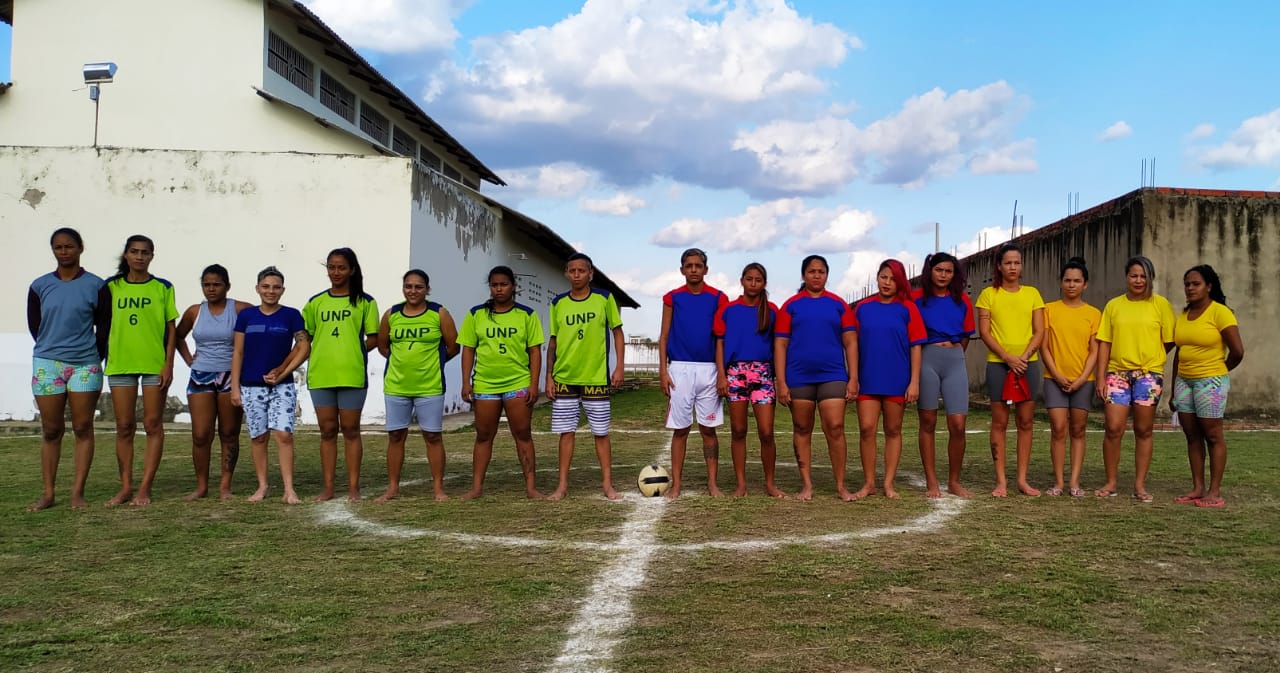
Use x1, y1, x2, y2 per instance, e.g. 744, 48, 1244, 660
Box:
547, 299, 561, 341
456, 309, 478, 348
713, 304, 728, 338
974, 287, 995, 312
1158, 296, 1175, 342
606, 293, 622, 330
1029, 287, 1046, 311
774, 299, 793, 338
840, 297, 856, 331
1096, 300, 1114, 343
525, 311, 545, 348
302, 298, 318, 336
362, 297, 380, 335
962, 294, 976, 334
289, 308, 306, 335
906, 302, 928, 344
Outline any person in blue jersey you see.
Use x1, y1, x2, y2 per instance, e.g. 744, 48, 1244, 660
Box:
231, 267, 310, 504
851, 259, 926, 500
375, 269, 459, 502
26, 228, 109, 510
175, 264, 251, 500
458, 266, 545, 499
302, 248, 379, 502
658, 248, 729, 498
775, 255, 858, 502
713, 262, 785, 498
102, 234, 179, 507
912, 252, 976, 498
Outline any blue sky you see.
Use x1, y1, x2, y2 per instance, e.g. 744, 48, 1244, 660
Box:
4, 2, 1278, 337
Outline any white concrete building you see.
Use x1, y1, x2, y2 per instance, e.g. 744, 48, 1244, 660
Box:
0, 0, 637, 421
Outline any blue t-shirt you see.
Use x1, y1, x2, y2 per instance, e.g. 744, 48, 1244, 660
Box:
911, 288, 976, 345
853, 297, 928, 396
29, 269, 106, 363
713, 298, 778, 364
663, 285, 728, 363
235, 306, 305, 386
775, 291, 855, 387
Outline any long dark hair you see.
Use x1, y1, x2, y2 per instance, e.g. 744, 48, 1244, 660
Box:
114, 234, 154, 279
327, 247, 365, 307
921, 252, 966, 305
798, 254, 828, 292
1184, 264, 1227, 310
201, 263, 230, 285
50, 227, 84, 248
484, 265, 516, 316
1060, 256, 1089, 282
741, 262, 772, 333
991, 243, 1022, 289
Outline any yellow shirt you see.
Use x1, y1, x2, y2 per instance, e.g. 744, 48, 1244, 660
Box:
1174, 302, 1237, 379
1042, 300, 1101, 380
975, 285, 1045, 363
1097, 294, 1175, 373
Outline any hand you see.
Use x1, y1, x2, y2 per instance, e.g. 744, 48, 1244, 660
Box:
905, 382, 919, 404
1056, 375, 1072, 392
845, 378, 859, 402
1004, 354, 1028, 376
1096, 380, 1108, 403
777, 383, 791, 407
610, 367, 624, 389
461, 383, 474, 404
525, 385, 538, 407
263, 366, 285, 385
183, 353, 196, 367
660, 370, 674, 397
230, 388, 242, 408
545, 375, 557, 401
716, 375, 729, 398
159, 364, 174, 390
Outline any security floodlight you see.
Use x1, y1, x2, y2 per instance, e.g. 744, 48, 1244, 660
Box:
83, 62, 117, 84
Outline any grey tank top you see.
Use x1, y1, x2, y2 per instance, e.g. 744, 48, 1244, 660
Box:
191, 301, 237, 372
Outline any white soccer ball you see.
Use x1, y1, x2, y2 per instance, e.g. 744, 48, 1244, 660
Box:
637, 463, 671, 497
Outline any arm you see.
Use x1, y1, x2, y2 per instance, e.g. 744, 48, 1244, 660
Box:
1023, 307, 1045, 359
610, 326, 625, 389
843, 330, 859, 401
1074, 336, 1100, 392
229, 332, 245, 407
1222, 325, 1244, 371
266, 331, 311, 384
460, 346, 476, 403
526, 345, 542, 406
774, 336, 790, 406
544, 337, 558, 401
175, 304, 199, 367
657, 303, 674, 396
27, 288, 40, 340
1039, 338, 1069, 390
1095, 341, 1112, 401
95, 285, 112, 360
976, 308, 1025, 375
376, 310, 392, 359
959, 336, 970, 352
715, 338, 728, 397
440, 308, 460, 361
160, 320, 178, 389
365, 333, 378, 353
905, 344, 921, 403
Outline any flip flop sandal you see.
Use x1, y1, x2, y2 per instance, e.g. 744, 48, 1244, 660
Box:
1095, 488, 1119, 498
1044, 487, 1063, 496
1195, 498, 1226, 508
1173, 494, 1202, 504
1069, 487, 1086, 498
1132, 492, 1154, 504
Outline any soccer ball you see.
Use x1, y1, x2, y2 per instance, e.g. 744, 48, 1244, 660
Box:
637, 463, 672, 497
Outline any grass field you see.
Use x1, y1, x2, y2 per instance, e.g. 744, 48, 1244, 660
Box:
2, 387, 1279, 672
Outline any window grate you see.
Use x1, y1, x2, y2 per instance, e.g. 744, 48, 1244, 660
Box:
419, 147, 443, 172
267, 31, 314, 93
359, 102, 390, 145
392, 126, 415, 156
319, 71, 356, 123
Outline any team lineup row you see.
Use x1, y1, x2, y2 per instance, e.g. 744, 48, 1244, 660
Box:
26, 230, 1243, 510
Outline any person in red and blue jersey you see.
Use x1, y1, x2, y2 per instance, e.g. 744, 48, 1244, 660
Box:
774, 255, 857, 502
714, 262, 785, 498
852, 259, 926, 500
659, 248, 729, 498
912, 252, 976, 498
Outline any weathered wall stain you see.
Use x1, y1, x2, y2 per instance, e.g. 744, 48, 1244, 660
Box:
410, 165, 496, 260
20, 188, 45, 209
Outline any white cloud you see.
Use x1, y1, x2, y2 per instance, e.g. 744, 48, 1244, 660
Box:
1099, 120, 1132, 141
579, 192, 647, 216
732, 117, 861, 193
970, 139, 1038, 175
494, 162, 594, 199
650, 199, 880, 253
303, 0, 465, 53
1186, 123, 1216, 140
954, 226, 1011, 258
1198, 108, 1280, 169
790, 207, 880, 252
570, 241, 586, 252
832, 249, 925, 301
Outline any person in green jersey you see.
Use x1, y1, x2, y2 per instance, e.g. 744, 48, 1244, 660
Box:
457, 266, 545, 499
302, 248, 379, 502
545, 253, 624, 501
375, 269, 459, 502
103, 235, 179, 507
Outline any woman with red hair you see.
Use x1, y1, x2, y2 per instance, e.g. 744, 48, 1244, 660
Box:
850, 259, 926, 499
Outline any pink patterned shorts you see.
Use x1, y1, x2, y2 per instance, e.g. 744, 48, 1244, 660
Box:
1104, 370, 1163, 407
726, 361, 775, 405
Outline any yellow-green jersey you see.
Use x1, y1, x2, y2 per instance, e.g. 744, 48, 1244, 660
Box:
384, 302, 447, 397
548, 288, 623, 386
457, 302, 544, 394
104, 275, 179, 376
303, 291, 379, 389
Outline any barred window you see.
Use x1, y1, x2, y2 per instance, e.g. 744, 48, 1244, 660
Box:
392, 126, 415, 156
267, 31, 314, 93
319, 71, 356, 123
442, 164, 462, 182
419, 146, 443, 172
359, 102, 390, 145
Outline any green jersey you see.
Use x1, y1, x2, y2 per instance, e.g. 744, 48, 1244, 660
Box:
548, 288, 622, 386
302, 291, 379, 389
457, 302, 544, 394
105, 276, 179, 376
384, 302, 447, 397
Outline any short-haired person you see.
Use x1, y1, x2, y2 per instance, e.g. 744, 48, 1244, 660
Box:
852, 260, 926, 500
659, 248, 729, 498
975, 243, 1045, 498
458, 266, 545, 499
1039, 257, 1100, 497
1094, 256, 1175, 502
913, 252, 975, 498
714, 262, 785, 498
303, 247, 379, 502
26, 228, 109, 510
547, 254, 625, 501
375, 269, 458, 502
775, 255, 858, 502
230, 267, 310, 504
175, 264, 251, 500
1171, 265, 1244, 508
103, 235, 179, 507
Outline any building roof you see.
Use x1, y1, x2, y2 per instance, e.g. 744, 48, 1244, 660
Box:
270, 0, 504, 186
1, 1, 10, 25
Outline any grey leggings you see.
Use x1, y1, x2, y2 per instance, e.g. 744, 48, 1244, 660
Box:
918, 344, 968, 414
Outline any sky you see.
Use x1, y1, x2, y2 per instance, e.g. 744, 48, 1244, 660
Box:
3, 1, 1278, 338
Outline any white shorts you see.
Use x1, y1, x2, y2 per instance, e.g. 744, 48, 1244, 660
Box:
665, 361, 724, 429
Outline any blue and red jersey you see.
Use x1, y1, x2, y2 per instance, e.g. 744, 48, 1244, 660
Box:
775, 291, 855, 386
663, 284, 729, 363
852, 296, 927, 396
911, 288, 975, 345
713, 298, 779, 364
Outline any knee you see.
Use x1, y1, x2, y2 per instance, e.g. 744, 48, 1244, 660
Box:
142, 417, 165, 435
672, 427, 692, 439
730, 428, 748, 442
510, 427, 533, 443
192, 429, 214, 447
387, 429, 409, 444
1014, 417, 1035, 433
792, 422, 813, 436
1103, 425, 1124, 442
318, 424, 340, 441
1132, 427, 1153, 442
340, 426, 362, 441
71, 419, 95, 441
918, 418, 937, 434
883, 425, 902, 441
1068, 423, 1087, 441
422, 431, 443, 444
41, 425, 65, 443
218, 430, 240, 446
945, 418, 966, 435
474, 427, 497, 444
115, 420, 137, 438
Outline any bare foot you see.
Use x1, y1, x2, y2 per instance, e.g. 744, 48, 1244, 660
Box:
105, 488, 132, 507
313, 490, 335, 503
346, 491, 362, 502
461, 488, 486, 501
129, 491, 152, 507
763, 484, 788, 499
602, 485, 622, 501
731, 486, 748, 497
70, 495, 89, 509
25, 496, 55, 511
247, 487, 268, 502
1017, 483, 1041, 497
663, 486, 682, 500
184, 489, 208, 502
883, 486, 900, 500
219, 489, 234, 501
850, 485, 876, 501
924, 483, 943, 499
524, 488, 545, 500
434, 490, 451, 502
991, 485, 1008, 497
948, 482, 973, 498
282, 491, 301, 505
707, 485, 726, 498
795, 486, 813, 502
373, 490, 399, 503
1173, 490, 1204, 504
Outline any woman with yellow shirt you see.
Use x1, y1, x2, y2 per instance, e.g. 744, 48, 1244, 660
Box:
1171, 265, 1243, 508
1094, 256, 1175, 502
975, 243, 1045, 498
1039, 257, 1101, 497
